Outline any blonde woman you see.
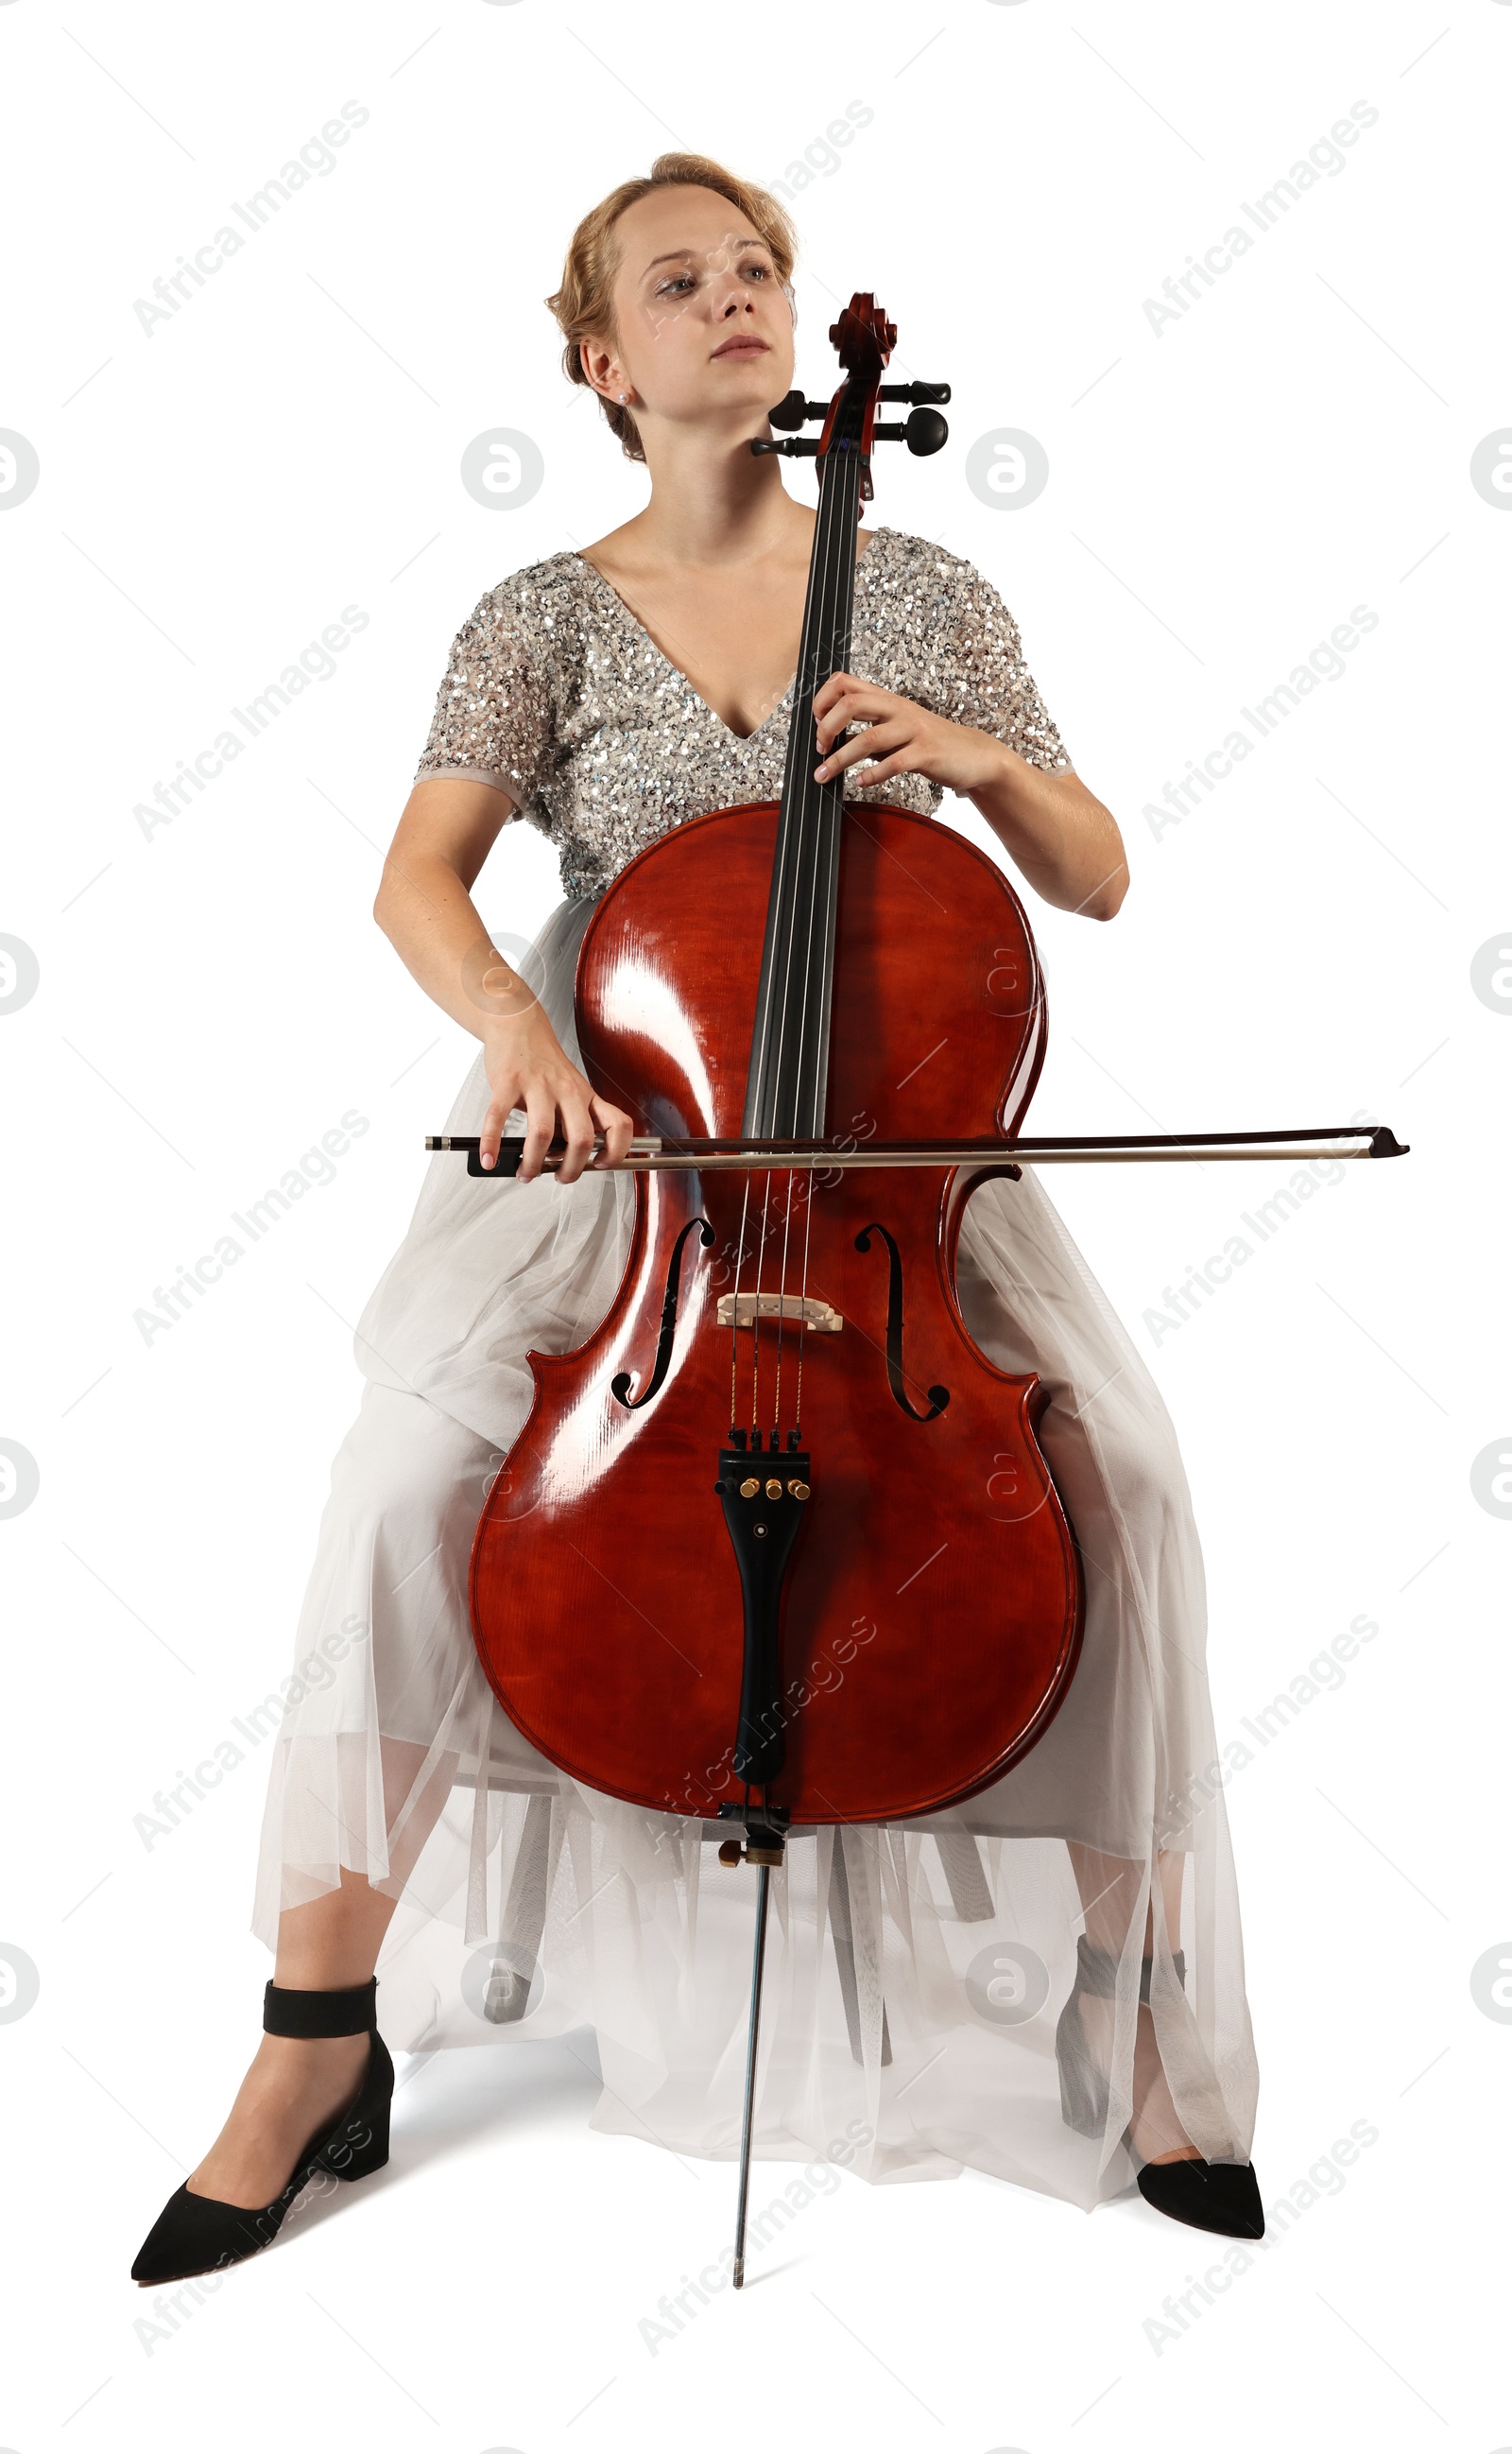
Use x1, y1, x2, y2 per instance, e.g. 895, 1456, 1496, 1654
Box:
134, 154, 1263, 2286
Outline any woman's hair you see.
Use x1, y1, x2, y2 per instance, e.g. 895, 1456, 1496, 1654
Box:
546, 153, 798, 462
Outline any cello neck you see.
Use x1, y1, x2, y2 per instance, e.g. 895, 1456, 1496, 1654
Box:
743, 336, 883, 1141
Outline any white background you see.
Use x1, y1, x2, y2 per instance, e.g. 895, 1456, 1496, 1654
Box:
1, 0, 1506, 2447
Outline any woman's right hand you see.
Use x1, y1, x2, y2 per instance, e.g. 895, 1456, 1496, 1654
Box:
479, 1004, 634, 1184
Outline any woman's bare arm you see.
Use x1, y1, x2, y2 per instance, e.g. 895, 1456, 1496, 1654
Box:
811, 673, 1129, 920
372, 776, 632, 1183
968, 760, 1129, 922
372, 775, 521, 1037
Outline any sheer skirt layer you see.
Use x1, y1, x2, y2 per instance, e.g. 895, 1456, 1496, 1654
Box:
251, 897, 1258, 2208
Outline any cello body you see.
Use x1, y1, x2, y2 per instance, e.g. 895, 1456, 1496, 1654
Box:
468, 792, 1084, 1823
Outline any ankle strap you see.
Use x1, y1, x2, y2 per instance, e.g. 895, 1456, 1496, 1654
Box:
264, 1977, 377, 2038
1074, 1935, 1187, 2002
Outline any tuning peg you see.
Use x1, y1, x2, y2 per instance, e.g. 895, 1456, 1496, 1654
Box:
871, 407, 949, 456
878, 380, 952, 406
766, 391, 831, 431
750, 436, 820, 458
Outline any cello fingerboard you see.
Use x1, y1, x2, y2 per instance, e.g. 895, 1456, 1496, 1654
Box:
742, 414, 867, 1140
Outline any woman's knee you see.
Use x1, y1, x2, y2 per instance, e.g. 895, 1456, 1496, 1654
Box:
327, 1386, 497, 1562
1040, 1391, 1189, 1542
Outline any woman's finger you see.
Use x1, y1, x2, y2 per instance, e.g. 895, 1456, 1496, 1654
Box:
553, 1090, 598, 1185
816, 719, 909, 780
517, 1080, 558, 1183
844, 749, 913, 786
815, 686, 893, 752
810, 669, 856, 721
591, 1096, 636, 1167
478, 1082, 521, 1170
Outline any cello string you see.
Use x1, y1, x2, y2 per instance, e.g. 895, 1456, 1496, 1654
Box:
760, 436, 844, 1155
730, 1172, 753, 1434
785, 437, 859, 1157
768, 378, 853, 1121
750, 337, 872, 1440
760, 422, 850, 1432
793, 1142, 817, 1441
782, 416, 864, 1439
742, 337, 875, 1193
750, 1168, 773, 1432
749, 412, 839, 1134
742, 433, 841, 1441
798, 439, 855, 1103
770, 441, 845, 1435
746, 452, 826, 1438
787, 435, 864, 1426
784, 446, 847, 1432
785, 439, 854, 1429
772, 1165, 795, 1436
785, 441, 852, 1132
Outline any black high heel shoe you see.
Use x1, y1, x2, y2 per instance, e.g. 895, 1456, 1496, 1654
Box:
1055, 1935, 1263, 2240
131, 1977, 394, 2286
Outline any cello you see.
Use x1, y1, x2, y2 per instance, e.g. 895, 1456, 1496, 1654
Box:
430, 295, 1406, 2280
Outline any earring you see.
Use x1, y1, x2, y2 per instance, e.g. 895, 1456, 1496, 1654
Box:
617, 391, 628, 404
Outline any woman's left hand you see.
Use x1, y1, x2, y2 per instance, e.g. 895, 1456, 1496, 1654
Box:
812, 668, 1129, 921
812, 672, 1005, 797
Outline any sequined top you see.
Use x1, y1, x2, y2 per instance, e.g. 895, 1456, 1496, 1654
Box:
413, 526, 1072, 901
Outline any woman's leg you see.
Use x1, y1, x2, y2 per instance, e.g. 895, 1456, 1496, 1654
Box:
187, 1873, 398, 2206
1066, 1840, 1199, 2166
190, 1378, 500, 2211
190, 1739, 451, 2205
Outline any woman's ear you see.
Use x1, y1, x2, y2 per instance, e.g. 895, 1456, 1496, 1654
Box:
578, 336, 622, 402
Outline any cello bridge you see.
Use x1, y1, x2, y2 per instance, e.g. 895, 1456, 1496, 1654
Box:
716, 1292, 843, 1334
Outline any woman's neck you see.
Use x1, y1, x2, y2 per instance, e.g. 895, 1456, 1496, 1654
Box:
596, 429, 815, 578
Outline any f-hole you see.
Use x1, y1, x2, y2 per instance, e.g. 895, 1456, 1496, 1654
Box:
854, 1221, 949, 1423
612, 1215, 715, 1410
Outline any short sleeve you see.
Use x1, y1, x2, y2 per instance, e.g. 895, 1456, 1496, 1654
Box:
936, 558, 1073, 774
412, 585, 555, 813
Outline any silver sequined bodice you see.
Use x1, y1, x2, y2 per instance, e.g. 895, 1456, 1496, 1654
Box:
413, 526, 1072, 900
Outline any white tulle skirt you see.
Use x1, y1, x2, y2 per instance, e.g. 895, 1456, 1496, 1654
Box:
251, 898, 1259, 2209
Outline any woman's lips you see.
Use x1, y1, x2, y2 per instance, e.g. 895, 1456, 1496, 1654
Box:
712, 337, 769, 358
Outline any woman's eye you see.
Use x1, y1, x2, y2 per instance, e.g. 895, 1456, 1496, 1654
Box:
655, 260, 769, 298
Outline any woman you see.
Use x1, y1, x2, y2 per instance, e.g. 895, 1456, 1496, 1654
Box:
133, 153, 1263, 2287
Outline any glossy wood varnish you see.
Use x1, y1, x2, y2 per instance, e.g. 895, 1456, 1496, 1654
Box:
469, 800, 1083, 1823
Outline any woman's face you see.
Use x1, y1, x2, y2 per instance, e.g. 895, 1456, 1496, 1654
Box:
586, 183, 796, 444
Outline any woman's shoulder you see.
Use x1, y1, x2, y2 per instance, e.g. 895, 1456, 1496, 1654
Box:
462, 548, 594, 631
868, 524, 966, 572
432, 553, 602, 710
865, 528, 1023, 654
868, 527, 1008, 605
